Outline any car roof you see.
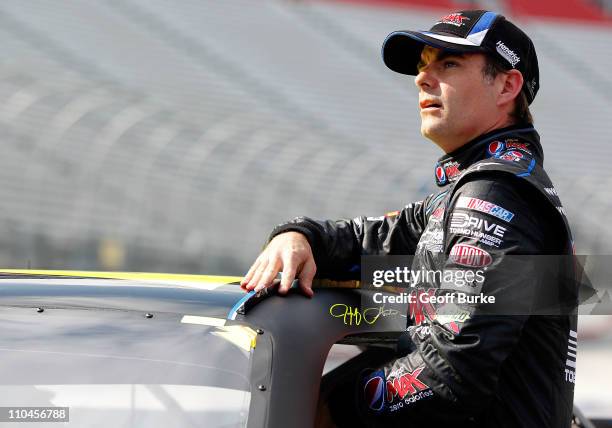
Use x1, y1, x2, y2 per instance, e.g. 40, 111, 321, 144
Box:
0, 269, 245, 318
0, 269, 408, 428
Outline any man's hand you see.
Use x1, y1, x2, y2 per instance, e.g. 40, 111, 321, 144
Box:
240, 232, 317, 297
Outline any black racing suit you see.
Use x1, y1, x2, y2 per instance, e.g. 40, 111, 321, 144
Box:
269, 124, 578, 427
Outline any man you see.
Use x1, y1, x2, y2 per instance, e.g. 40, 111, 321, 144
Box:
242, 10, 577, 427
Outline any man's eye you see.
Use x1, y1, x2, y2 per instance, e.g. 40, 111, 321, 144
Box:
443, 61, 458, 68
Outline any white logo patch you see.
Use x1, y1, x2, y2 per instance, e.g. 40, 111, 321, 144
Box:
496, 41, 520, 67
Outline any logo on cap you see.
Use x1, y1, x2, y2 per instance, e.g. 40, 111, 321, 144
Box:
495, 41, 520, 67
437, 13, 470, 27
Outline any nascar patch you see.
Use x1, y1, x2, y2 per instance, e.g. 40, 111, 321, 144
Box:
456, 196, 515, 222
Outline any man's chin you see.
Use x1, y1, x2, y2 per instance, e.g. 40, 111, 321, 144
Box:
420, 125, 451, 150
420, 125, 440, 142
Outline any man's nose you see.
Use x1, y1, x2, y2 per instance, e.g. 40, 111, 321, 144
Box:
414, 68, 435, 89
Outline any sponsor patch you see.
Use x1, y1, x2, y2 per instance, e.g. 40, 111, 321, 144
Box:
409, 324, 432, 340
450, 212, 507, 238
496, 40, 520, 67
435, 161, 462, 185
437, 12, 470, 27
450, 243, 492, 267
443, 161, 461, 181
504, 139, 532, 155
449, 229, 504, 248
499, 150, 524, 162
364, 370, 386, 411
430, 206, 445, 222
365, 366, 433, 413
389, 389, 433, 411
417, 228, 444, 253
436, 305, 472, 335
564, 330, 577, 384
487, 140, 504, 156
386, 366, 430, 403
456, 196, 515, 222
435, 164, 447, 185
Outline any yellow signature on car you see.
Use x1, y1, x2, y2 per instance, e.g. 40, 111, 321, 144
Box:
329, 303, 400, 326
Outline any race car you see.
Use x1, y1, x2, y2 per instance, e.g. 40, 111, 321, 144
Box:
0, 270, 604, 427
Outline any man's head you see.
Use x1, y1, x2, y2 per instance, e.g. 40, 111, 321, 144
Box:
382, 10, 538, 152
415, 46, 524, 151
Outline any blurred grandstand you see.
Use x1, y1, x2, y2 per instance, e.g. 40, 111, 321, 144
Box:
0, 0, 611, 275
2, 0, 612, 419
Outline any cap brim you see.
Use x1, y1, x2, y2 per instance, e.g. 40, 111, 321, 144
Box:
382, 31, 484, 75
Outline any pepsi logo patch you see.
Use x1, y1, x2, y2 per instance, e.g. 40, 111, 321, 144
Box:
435, 165, 447, 185
487, 141, 504, 156
364, 372, 386, 412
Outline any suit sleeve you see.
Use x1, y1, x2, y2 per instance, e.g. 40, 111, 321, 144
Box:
267, 196, 433, 278
357, 176, 551, 425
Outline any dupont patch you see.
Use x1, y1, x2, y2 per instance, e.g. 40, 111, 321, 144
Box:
456, 196, 515, 222
450, 243, 492, 267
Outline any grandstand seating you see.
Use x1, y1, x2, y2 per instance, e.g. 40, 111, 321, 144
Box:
0, 0, 611, 273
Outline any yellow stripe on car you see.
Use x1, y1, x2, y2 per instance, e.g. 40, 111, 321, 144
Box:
0, 269, 243, 290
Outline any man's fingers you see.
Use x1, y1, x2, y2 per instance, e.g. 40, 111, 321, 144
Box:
241, 257, 262, 287
278, 261, 297, 295
254, 259, 281, 292
247, 259, 268, 291
298, 258, 316, 298
242, 233, 314, 295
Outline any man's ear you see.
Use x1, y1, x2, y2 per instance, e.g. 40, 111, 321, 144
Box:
497, 69, 524, 107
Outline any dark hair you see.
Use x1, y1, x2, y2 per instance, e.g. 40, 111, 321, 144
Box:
482, 54, 533, 124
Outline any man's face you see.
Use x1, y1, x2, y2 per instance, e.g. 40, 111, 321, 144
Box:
415, 46, 501, 150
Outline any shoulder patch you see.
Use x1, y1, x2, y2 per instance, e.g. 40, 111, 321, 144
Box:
456, 196, 515, 222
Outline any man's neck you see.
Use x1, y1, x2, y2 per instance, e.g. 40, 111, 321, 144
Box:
434, 118, 516, 154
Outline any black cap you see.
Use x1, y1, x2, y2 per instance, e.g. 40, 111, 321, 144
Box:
382, 10, 539, 104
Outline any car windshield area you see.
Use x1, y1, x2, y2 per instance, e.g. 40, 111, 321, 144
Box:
0, 306, 252, 428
